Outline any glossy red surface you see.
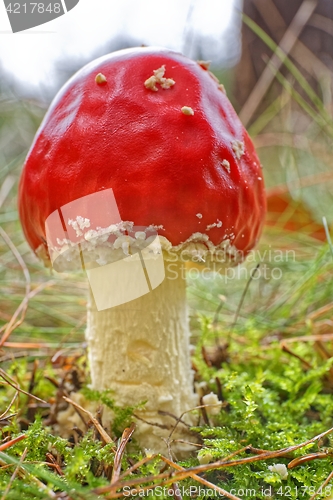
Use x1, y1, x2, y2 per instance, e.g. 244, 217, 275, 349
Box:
19, 47, 266, 258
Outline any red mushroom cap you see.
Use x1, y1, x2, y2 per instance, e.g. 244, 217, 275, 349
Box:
18, 47, 266, 266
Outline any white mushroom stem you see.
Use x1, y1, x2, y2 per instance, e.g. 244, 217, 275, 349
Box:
86, 260, 198, 453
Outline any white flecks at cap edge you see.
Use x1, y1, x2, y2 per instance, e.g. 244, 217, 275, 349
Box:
68, 216, 91, 237
206, 219, 222, 231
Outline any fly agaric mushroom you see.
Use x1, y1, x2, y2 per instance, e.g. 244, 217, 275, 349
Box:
18, 47, 266, 452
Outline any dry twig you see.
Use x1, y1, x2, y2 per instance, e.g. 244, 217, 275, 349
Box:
63, 395, 115, 447
161, 456, 242, 500
111, 423, 136, 487
0, 435, 26, 452
0, 391, 18, 420
309, 469, 333, 500
0, 369, 47, 404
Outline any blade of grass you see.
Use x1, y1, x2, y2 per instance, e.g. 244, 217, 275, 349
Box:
264, 243, 328, 315
0, 175, 16, 210
240, 0, 318, 126
0, 227, 30, 347
0, 151, 27, 181
0, 452, 90, 499
242, 9, 333, 130
0, 447, 28, 500
248, 90, 290, 137
322, 216, 333, 259
263, 56, 333, 136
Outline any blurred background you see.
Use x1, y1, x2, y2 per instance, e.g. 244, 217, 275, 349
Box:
0, 0, 242, 93
1, 0, 333, 347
